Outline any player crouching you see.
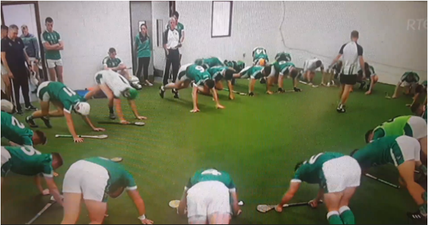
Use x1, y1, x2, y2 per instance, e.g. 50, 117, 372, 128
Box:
276, 152, 361, 224
232, 65, 271, 96
351, 136, 427, 221
206, 66, 236, 99
85, 70, 147, 123
160, 63, 225, 113
61, 157, 153, 224
266, 61, 300, 94
177, 168, 241, 224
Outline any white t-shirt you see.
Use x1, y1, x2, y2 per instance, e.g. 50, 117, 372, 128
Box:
95, 70, 131, 98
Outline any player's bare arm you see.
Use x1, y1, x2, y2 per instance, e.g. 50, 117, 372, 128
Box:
82, 115, 105, 131
276, 181, 301, 212
231, 191, 242, 215
58, 41, 64, 50
191, 85, 200, 113
127, 189, 153, 224
113, 98, 129, 124
211, 88, 225, 109
63, 112, 84, 142
128, 99, 147, 120
35, 175, 49, 195
310, 188, 324, 208
45, 176, 64, 206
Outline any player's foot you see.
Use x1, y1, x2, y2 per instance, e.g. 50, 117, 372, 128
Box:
145, 80, 153, 86
25, 104, 37, 111
41, 116, 52, 128
359, 81, 366, 90
25, 116, 38, 128
248, 92, 254, 96
294, 87, 301, 92
16, 109, 23, 115
320, 83, 326, 86
266, 90, 273, 95
109, 112, 116, 120
277, 88, 285, 93
336, 104, 346, 113
159, 86, 165, 98
407, 211, 427, 221
174, 92, 179, 99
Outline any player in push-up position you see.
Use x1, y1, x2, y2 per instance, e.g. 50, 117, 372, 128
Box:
274, 52, 292, 62
25, 81, 104, 143
177, 168, 241, 224
253, 47, 269, 84
61, 157, 153, 224
299, 58, 325, 87
206, 66, 236, 99
351, 135, 427, 221
387, 71, 420, 99
232, 65, 271, 96
266, 60, 300, 94
1, 111, 47, 148
1, 146, 64, 204
84, 70, 146, 123
160, 63, 224, 113
365, 115, 427, 157
275, 152, 361, 224
196, 57, 224, 69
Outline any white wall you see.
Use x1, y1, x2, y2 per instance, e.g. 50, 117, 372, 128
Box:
38, 1, 132, 90
176, 1, 427, 84
151, 1, 170, 72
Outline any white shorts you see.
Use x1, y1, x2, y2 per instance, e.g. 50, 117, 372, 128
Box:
408, 116, 427, 139
322, 156, 361, 193
394, 135, 421, 166
37, 81, 52, 101
46, 59, 63, 69
186, 181, 231, 219
62, 160, 110, 202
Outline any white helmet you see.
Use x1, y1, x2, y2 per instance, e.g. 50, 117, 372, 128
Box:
74, 102, 90, 116
1, 99, 14, 113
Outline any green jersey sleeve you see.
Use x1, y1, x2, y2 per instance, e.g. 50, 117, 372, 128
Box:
124, 170, 137, 190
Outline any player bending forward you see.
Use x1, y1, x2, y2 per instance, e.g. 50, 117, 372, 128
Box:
1, 111, 47, 148
177, 168, 241, 224
1, 146, 64, 203
232, 65, 271, 96
61, 157, 153, 224
351, 135, 427, 221
85, 70, 146, 123
299, 58, 325, 87
276, 152, 361, 225
365, 115, 427, 157
160, 63, 224, 113
207, 66, 236, 99
26, 81, 104, 143
266, 60, 300, 94
387, 71, 420, 99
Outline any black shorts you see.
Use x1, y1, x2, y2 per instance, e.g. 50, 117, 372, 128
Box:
340, 74, 357, 85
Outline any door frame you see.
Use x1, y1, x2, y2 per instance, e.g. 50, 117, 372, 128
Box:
1, 1, 48, 80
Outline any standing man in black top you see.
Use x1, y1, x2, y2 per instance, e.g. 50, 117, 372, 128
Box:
1, 25, 12, 101
162, 17, 181, 98
328, 30, 365, 113
1, 24, 36, 114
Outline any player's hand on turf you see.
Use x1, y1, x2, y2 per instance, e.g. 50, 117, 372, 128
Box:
120, 120, 131, 124
365, 90, 372, 95
216, 104, 225, 109
136, 115, 147, 120
140, 218, 154, 224
275, 205, 283, 213
93, 127, 105, 131
190, 108, 200, 113
41, 189, 50, 196
266, 90, 273, 95
309, 199, 318, 208
229, 94, 234, 100
74, 137, 84, 143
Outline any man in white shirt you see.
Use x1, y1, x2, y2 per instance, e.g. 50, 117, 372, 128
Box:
162, 17, 181, 98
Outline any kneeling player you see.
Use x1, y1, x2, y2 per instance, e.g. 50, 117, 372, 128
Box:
61, 157, 153, 224
207, 66, 236, 99
363, 63, 379, 95
177, 168, 241, 224
387, 71, 420, 99
160, 64, 224, 113
326, 60, 342, 87
1, 111, 46, 148
85, 70, 146, 123
299, 58, 325, 87
351, 135, 427, 221
365, 115, 427, 157
275, 152, 361, 225
233, 65, 271, 96
1, 146, 64, 203
26, 81, 104, 143
266, 61, 300, 94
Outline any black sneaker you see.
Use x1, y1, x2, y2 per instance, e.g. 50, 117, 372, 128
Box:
25, 116, 38, 128
41, 116, 52, 128
159, 86, 165, 98
260, 77, 266, 84
109, 112, 116, 120
336, 105, 346, 113
278, 88, 285, 93
294, 87, 301, 92
16, 109, 23, 115
249, 92, 254, 96
407, 211, 427, 221
25, 104, 37, 111
174, 92, 180, 99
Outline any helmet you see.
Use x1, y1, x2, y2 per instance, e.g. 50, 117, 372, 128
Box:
123, 88, 138, 100
1, 99, 14, 113
129, 75, 142, 90
74, 102, 90, 116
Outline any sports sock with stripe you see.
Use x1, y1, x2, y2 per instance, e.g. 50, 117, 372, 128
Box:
339, 206, 355, 224
327, 211, 343, 224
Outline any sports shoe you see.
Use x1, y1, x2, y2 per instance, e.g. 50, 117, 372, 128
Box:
25, 104, 37, 111
174, 92, 180, 99
294, 87, 301, 92
26, 116, 38, 128
407, 211, 427, 221
159, 86, 165, 98
109, 112, 116, 120
336, 104, 346, 113
41, 116, 52, 128
277, 88, 285, 93
260, 77, 266, 84
249, 92, 254, 96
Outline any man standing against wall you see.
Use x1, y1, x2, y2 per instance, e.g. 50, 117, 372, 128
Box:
166, 11, 184, 63
1, 24, 37, 114
21, 25, 41, 91
1, 25, 12, 102
41, 17, 64, 83
162, 17, 181, 98
328, 30, 365, 113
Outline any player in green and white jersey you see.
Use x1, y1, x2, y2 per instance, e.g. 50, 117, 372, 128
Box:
41, 17, 64, 83
85, 70, 145, 122
365, 115, 427, 156
177, 168, 241, 224
102, 47, 131, 80
61, 157, 153, 224
1, 145, 63, 204
274, 52, 292, 62
195, 57, 224, 69
275, 152, 361, 224
387, 71, 420, 99
351, 135, 427, 221
25, 81, 104, 143
252, 47, 269, 66
160, 63, 225, 113
206, 66, 236, 100
266, 60, 300, 94
224, 60, 246, 73
1, 111, 46, 147
232, 65, 271, 96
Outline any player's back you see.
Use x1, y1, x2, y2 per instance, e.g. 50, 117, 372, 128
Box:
189, 169, 234, 189
353, 136, 402, 168
187, 64, 209, 80
203, 57, 223, 68
296, 152, 344, 184
84, 157, 131, 186
376, 115, 412, 136
4, 146, 51, 176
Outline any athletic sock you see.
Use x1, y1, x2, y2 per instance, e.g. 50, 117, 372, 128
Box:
327, 211, 343, 224
339, 206, 355, 224
109, 106, 114, 114
419, 204, 427, 217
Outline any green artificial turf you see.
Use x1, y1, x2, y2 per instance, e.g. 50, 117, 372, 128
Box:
1, 77, 423, 224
